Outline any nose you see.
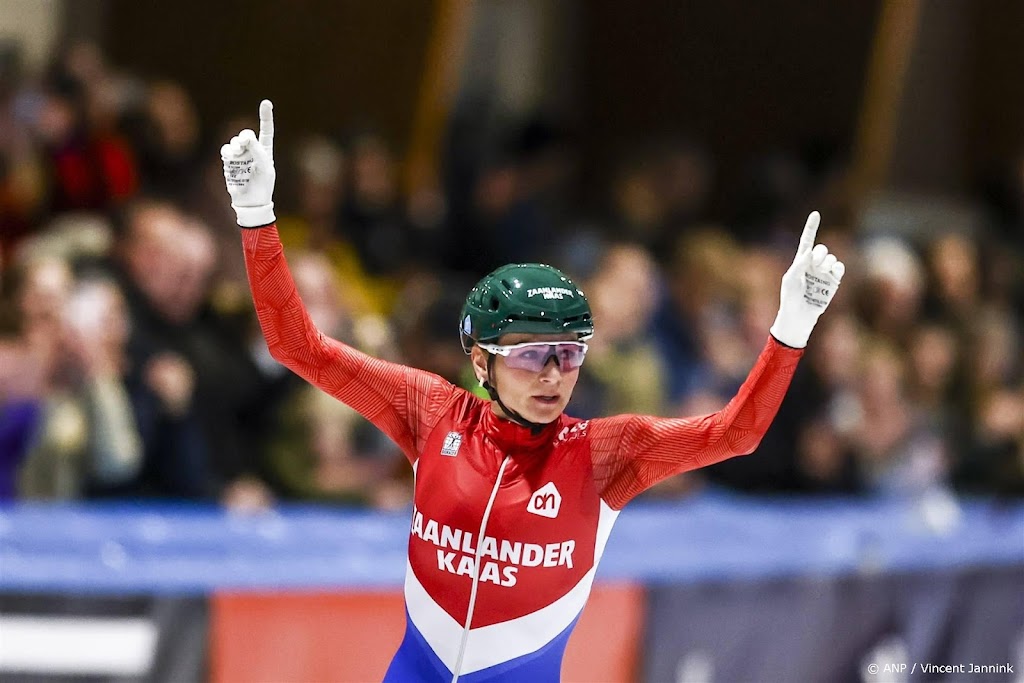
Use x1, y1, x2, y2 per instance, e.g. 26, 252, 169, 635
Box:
538, 355, 562, 382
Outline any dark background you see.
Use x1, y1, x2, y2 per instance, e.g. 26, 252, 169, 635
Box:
97, 0, 1024, 211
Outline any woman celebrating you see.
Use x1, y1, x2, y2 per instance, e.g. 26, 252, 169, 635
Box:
222, 100, 845, 682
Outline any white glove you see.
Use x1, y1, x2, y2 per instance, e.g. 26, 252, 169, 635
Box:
770, 211, 845, 348
220, 99, 277, 227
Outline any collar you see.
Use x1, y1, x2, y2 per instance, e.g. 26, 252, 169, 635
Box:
481, 405, 562, 453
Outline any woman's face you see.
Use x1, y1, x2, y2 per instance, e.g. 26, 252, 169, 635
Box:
472, 332, 582, 425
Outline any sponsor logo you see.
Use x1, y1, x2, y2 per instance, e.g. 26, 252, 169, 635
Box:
556, 421, 589, 444
410, 507, 576, 587
526, 286, 575, 300
441, 432, 462, 457
527, 482, 562, 519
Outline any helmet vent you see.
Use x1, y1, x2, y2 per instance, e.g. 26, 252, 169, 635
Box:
508, 314, 552, 323
500, 279, 513, 290
488, 296, 501, 312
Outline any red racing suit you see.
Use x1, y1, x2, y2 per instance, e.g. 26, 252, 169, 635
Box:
242, 226, 803, 682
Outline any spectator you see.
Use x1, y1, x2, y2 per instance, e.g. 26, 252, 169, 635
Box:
572, 243, 667, 418
847, 341, 949, 497
112, 199, 270, 505
394, 271, 480, 391
337, 130, 415, 312
790, 313, 865, 493
657, 137, 714, 234
127, 80, 205, 203
609, 144, 667, 252
17, 276, 143, 498
954, 307, 1024, 494
924, 232, 981, 327
1, 36, 1020, 505
31, 63, 137, 214
275, 134, 383, 318
0, 254, 73, 497
0, 42, 47, 255
653, 227, 741, 405
857, 236, 926, 344
257, 251, 408, 507
906, 322, 966, 445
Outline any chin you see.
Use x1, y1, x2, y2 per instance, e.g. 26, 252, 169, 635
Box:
520, 403, 565, 425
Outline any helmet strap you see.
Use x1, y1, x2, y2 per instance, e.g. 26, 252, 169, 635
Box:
483, 353, 548, 435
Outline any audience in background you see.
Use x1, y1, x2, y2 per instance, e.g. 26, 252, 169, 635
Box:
572, 243, 666, 419
257, 250, 407, 508
1, 41, 1021, 508
18, 274, 143, 498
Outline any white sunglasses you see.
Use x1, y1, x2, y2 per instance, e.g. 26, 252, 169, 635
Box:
478, 341, 589, 372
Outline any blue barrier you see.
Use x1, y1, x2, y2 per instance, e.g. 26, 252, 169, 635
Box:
1, 491, 1022, 593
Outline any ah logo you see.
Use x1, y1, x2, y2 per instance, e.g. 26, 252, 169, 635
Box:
441, 431, 462, 457
527, 482, 562, 518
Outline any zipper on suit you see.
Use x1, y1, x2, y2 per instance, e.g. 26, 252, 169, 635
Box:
450, 455, 512, 682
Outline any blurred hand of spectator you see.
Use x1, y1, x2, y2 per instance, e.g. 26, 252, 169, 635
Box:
221, 476, 274, 513
62, 279, 128, 379
978, 389, 1024, 441
10, 256, 74, 392
144, 352, 194, 417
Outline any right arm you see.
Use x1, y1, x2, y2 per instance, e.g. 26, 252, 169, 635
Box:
242, 224, 456, 465
224, 100, 457, 463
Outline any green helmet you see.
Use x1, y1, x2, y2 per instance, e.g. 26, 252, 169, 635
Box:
460, 263, 594, 353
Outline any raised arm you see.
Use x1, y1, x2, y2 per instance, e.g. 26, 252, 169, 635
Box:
591, 212, 846, 509
591, 336, 801, 508
222, 100, 458, 462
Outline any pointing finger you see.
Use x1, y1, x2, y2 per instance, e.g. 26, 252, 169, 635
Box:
259, 99, 274, 160
797, 211, 820, 257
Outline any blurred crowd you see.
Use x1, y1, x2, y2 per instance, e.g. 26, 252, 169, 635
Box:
1, 42, 1022, 511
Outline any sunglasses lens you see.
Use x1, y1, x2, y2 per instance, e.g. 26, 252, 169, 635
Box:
554, 344, 587, 369
504, 343, 587, 372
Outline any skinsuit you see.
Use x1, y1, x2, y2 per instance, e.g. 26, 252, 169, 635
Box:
224, 99, 846, 682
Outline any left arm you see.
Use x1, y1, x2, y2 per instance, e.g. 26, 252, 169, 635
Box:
590, 336, 802, 509
591, 211, 845, 509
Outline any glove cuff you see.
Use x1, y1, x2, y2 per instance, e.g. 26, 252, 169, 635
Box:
232, 203, 276, 228
770, 311, 811, 349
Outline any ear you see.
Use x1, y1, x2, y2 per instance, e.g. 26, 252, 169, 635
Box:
470, 346, 489, 386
